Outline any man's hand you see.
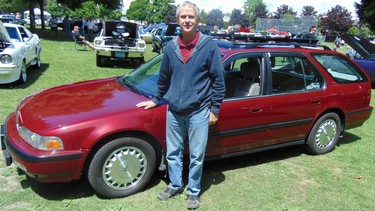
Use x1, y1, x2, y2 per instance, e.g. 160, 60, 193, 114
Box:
136, 101, 157, 109
209, 112, 219, 125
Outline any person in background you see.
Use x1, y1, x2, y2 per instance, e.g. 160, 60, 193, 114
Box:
63, 15, 71, 38
86, 18, 95, 42
136, 1, 225, 209
72, 26, 95, 50
49, 15, 58, 37
302, 25, 317, 42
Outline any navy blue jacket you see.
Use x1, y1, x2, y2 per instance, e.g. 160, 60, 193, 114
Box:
152, 32, 226, 115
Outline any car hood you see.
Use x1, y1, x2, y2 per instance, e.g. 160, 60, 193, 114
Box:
16, 77, 147, 132
341, 34, 375, 59
103, 20, 138, 38
0, 21, 12, 43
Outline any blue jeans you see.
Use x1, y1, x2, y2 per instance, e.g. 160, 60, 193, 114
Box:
166, 107, 210, 196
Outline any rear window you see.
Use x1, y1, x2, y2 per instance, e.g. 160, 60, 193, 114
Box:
313, 53, 367, 83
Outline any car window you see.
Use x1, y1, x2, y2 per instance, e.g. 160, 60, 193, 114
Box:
18, 27, 31, 41
270, 55, 323, 94
313, 53, 367, 83
5, 27, 21, 42
224, 55, 263, 98
121, 54, 163, 97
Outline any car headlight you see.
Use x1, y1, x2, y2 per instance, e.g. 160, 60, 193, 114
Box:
17, 125, 64, 151
0, 54, 13, 64
138, 42, 146, 49
94, 40, 103, 46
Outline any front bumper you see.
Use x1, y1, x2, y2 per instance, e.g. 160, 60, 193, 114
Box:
95, 46, 145, 58
1, 115, 87, 182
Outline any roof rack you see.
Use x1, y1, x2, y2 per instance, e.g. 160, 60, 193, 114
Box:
211, 32, 331, 50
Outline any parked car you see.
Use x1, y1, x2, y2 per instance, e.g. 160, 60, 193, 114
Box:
0, 21, 42, 84
341, 33, 375, 86
138, 27, 153, 44
151, 23, 180, 54
94, 20, 146, 67
0, 14, 27, 25
1, 39, 372, 199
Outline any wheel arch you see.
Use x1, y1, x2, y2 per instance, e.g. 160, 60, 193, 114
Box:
308, 107, 346, 142
82, 130, 163, 175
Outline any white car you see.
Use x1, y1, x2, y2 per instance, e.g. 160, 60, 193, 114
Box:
94, 20, 146, 67
0, 21, 42, 84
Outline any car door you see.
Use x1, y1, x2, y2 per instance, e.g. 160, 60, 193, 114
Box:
206, 53, 269, 157
261, 52, 325, 144
18, 26, 34, 64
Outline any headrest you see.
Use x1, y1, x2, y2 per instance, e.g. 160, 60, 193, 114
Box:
240, 59, 260, 79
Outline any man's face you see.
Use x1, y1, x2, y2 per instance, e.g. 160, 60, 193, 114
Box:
177, 6, 197, 34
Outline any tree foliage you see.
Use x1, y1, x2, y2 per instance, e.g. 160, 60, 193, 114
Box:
147, 0, 175, 23
56, 0, 121, 10
273, 4, 297, 19
301, 5, 318, 18
229, 8, 249, 27
320, 5, 353, 36
0, 0, 27, 14
243, 0, 262, 22
126, 0, 150, 22
355, 0, 375, 32
206, 9, 224, 28
251, 3, 268, 25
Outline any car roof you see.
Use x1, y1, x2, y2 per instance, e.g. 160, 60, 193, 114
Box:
341, 33, 375, 59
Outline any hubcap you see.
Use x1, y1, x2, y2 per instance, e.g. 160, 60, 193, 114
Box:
102, 146, 147, 190
314, 119, 337, 149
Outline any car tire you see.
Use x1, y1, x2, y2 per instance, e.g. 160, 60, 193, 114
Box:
17, 61, 27, 84
87, 136, 156, 198
96, 55, 103, 67
33, 52, 41, 69
304, 113, 341, 155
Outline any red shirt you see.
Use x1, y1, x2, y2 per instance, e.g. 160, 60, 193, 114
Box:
178, 32, 200, 63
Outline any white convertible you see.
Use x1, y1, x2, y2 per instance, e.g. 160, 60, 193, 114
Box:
0, 21, 42, 84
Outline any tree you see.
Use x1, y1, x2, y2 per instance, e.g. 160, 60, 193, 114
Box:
0, 0, 27, 14
301, 5, 318, 18
56, 0, 121, 10
206, 9, 224, 28
126, 0, 150, 23
229, 8, 249, 27
273, 4, 297, 19
320, 5, 353, 36
243, 0, 262, 23
199, 9, 207, 25
355, 0, 375, 32
46, 0, 72, 17
252, 3, 268, 25
147, 0, 175, 24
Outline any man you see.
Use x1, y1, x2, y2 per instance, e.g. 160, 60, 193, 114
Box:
302, 25, 317, 42
136, 1, 225, 209
72, 26, 95, 50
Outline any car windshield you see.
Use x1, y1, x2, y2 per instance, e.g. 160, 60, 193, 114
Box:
120, 54, 166, 98
5, 27, 21, 42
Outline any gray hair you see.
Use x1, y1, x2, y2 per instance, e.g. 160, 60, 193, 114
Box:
176, 1, 200, 22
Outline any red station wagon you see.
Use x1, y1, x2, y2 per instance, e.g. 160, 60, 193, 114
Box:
1, 40, 373, 198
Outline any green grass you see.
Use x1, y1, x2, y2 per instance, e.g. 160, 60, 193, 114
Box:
0, 30, 374, 210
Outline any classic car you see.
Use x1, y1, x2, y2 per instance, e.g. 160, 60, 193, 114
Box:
1, 40, 372, 199
341, 33, 375, 86
94, 20, 146, 67
0, 21, 42, 84
151, 23, 180, 54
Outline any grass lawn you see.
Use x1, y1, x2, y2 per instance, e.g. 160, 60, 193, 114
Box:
0, 29, 374, 210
